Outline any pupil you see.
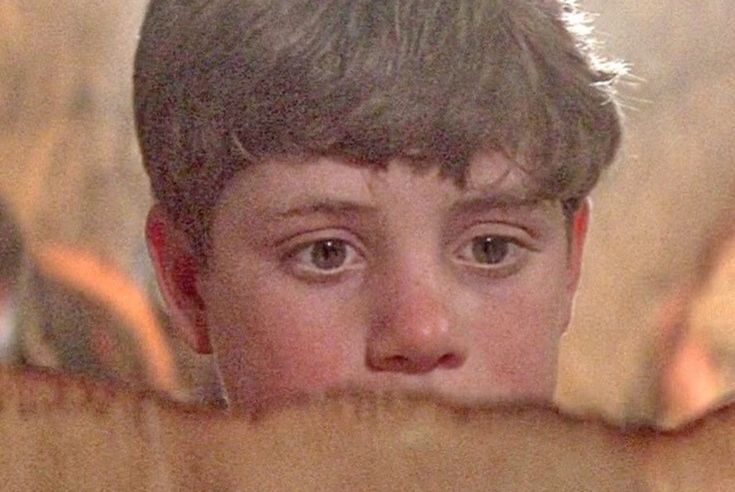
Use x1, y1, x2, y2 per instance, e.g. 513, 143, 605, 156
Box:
472, 237, 509, 265
312, 240, 347, 270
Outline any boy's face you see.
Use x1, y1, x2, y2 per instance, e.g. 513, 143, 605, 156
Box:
150, 151, 589, 411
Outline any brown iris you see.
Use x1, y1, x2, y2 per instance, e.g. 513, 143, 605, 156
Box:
471, 237, 510, 265
310, 239, 348, 270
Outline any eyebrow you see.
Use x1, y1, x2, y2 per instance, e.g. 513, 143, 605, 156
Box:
268, 192, 546, 222
273, 198, 379, 220
448, 192, 543, 218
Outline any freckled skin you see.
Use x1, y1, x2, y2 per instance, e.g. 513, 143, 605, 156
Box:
165, 151, 588, 412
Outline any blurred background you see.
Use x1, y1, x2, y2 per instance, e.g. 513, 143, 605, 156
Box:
558, 0, 735, 424
0, 0, 733, 424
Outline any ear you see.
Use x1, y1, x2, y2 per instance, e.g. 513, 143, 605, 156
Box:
566, 197, 591, 294
146, 203, 212, 354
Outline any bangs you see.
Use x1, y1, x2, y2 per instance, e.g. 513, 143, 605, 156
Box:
217, 0, 622, 197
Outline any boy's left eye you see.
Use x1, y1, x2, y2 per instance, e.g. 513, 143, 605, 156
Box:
455, 235, 528, 274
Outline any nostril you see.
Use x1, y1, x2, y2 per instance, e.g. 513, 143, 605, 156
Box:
376, 353, 462, 373
438, 353, 461, 368
385, 355, 410, 370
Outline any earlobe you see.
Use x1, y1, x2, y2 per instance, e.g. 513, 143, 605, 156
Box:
146, 204, 212, 354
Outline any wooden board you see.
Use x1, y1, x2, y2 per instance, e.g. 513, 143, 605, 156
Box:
1, 367, 734, 491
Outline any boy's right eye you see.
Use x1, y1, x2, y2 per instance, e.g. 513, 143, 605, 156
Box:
287, 238, 365, 279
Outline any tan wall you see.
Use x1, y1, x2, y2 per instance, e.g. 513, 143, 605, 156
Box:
2, 0, 734, 421
0, 0, 150, 273
557, 0, 735, 421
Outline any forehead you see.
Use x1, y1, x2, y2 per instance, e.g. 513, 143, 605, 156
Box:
227, 150, 538, 210
209, 150, 566, 248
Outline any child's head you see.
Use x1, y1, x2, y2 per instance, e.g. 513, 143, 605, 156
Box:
135, 0, 623, 410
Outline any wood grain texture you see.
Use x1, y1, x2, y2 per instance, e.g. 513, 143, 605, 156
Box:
2, 367, 735, 491
2, 0, 735, 426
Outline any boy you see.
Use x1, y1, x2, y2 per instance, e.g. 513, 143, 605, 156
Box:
134, 0, 623, 412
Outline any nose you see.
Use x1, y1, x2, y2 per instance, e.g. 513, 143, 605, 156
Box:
366, 277, 467, 374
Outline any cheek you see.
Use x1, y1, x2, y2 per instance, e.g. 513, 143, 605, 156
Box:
468, 261, 572, 396
204, 273, 361, 408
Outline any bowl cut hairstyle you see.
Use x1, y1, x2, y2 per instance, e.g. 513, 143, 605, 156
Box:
134, 0, 625, 259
